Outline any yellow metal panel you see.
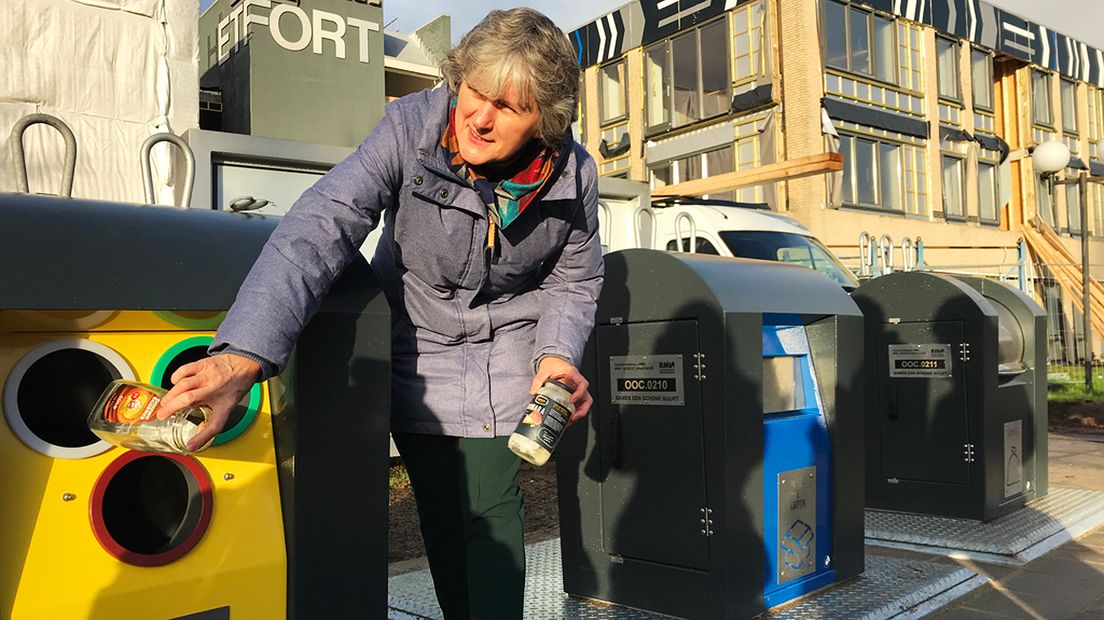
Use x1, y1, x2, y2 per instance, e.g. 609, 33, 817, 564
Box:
0, 310, 227, 333
0, 327, 285, 620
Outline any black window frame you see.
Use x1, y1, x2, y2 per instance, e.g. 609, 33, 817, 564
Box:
1061, 78, 1079, 134
821, 0, 899, 87
940, 153, 967, 221
838, 131, 908, 213
1066, 167, 1083, 235
977, 160, 1000, 225
1033, 69, 1054, 128
598, 58, 629, 127
935, 36, 961, 103
643, 16, 733, 136
971, 47, 994, 112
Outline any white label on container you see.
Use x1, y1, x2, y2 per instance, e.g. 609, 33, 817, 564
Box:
888, 344, 953, 378
609, 355, 684, 406
1004, 420, 1024, 498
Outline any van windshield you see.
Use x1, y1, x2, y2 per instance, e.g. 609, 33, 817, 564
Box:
718, 231, 860, 290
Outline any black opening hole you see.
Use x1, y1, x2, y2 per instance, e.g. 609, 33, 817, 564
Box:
161, 346, 249, 430
16, 348, 121, 448
100, 456, 202, 555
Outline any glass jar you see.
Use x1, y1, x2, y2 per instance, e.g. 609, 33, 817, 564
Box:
87, 380, 215, 455
508, 379, 575, 466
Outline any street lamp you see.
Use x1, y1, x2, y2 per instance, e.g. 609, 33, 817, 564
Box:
1032, 139, 1104, 391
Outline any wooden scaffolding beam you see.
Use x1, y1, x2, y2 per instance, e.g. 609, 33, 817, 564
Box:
650, 152, 844, 200
1021, 220, 1104, 336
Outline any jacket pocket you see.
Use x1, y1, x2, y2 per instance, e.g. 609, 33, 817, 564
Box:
393, 188, 479, 289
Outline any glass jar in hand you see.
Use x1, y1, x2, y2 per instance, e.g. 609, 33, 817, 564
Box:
88, 380, 215, 455
508, 379, 574, 466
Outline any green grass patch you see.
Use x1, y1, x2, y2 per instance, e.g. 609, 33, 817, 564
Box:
1047, 364, 1104, 402
389, 464, 411, 490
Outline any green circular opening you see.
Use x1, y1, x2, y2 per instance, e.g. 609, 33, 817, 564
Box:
151, 336, 260, 445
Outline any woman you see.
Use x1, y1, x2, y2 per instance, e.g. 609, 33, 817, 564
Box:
158, 8, 602, 619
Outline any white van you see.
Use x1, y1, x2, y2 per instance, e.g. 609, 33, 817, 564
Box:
598, 177, 860, 291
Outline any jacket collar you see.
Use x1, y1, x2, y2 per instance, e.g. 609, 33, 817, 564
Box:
413, 85, 579, 202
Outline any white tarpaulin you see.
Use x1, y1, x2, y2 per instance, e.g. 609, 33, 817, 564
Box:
0, 0, 198, 204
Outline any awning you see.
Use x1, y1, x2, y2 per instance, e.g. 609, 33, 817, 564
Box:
822, 97, 929, 139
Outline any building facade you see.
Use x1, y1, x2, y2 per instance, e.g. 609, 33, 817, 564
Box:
198, 0, 446, 147
571, 0, 1104, 361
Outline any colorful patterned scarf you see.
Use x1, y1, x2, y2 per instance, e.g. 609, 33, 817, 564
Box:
440, 97, 564, 247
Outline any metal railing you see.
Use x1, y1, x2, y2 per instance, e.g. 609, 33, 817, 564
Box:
1029, 262, 1104, 389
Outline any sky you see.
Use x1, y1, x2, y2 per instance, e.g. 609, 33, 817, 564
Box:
198, 1, 1104, 49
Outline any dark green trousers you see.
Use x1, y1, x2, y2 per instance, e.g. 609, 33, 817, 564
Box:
392, 432, 526, 620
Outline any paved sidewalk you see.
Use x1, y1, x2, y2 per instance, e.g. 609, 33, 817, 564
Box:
388, 431, 1104, 618
936, 432, 1104, 619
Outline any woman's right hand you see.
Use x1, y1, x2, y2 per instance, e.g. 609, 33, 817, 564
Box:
157, 353, 262, 451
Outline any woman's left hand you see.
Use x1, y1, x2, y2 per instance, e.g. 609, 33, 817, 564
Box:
530, 356, 592, 425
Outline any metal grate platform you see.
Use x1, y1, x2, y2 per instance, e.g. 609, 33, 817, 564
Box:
865, 487, 1104, 565
388, 540, 983, 620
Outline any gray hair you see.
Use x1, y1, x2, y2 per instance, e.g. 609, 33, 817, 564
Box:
440, 8, 579, 147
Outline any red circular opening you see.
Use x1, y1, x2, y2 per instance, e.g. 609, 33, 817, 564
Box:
89, 451, 212, 567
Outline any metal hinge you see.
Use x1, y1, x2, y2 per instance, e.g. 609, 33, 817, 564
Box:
964, 443, 976, 463
693, 352, 707, 381
700, 507, 714, 536
959, 342, 971, 362
610, 316, 624, 325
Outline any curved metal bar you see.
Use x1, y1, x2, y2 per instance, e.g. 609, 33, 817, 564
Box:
858, 231, 871, 276
598, 200, 612, 239
674, 211, 697, 253
900, 237, 915, 271
878, 234, 894, 275
11, 113, 77, 197
633, 205, 657, 249
140, 132, 196, 208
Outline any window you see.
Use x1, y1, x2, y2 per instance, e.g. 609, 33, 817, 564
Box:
849, 7, 870, 75
666, 236, 721, 254
1066, 168, 1082, 234
645, 18, 732, 134
649, 145, 737, 200
1061, 79, 1078, 134
936, 37, 960, 101
1033, 69, 1053, 127
700, 20, 731, 119
879, 142, 901, 211
1089, 86, 1103, 160
822, 0, 897, 83
971, 49, 992, 110
719, 231, 861, 288
1037, 174, 1055, 226
574, 76, 586, 146
823, 0, 847, 70
599, 60, 627, 125
673, 32, 699, 126
705, 146, 736, 202
941, 155, 965, 218
645, 44, 669, 130
838, 132, 915, 211
897, 22, 922, 92
872, 15, 896, 84
978, 161, 999, 223
1092, 183, 1104, 236
731, 2, 767, 93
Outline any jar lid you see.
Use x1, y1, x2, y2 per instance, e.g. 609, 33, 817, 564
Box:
546, 379, 573, 392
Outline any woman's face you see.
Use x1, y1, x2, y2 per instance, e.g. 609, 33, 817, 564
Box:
454, 80, 541, 167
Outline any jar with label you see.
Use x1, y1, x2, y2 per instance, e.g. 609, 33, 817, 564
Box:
87, 380, 215, 455
508, 379, 575, 466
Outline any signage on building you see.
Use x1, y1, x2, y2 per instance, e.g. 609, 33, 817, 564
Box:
215, 0, 380, 65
